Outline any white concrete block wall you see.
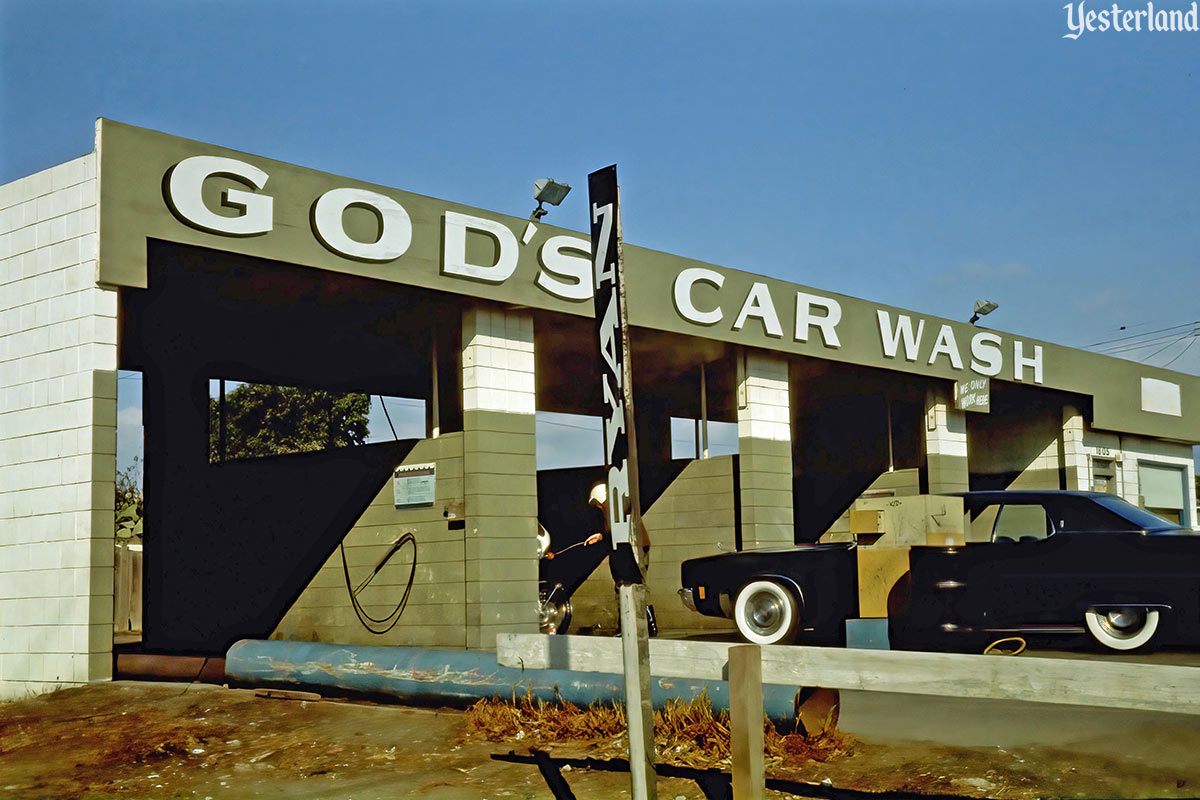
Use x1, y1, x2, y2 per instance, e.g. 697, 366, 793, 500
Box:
1062, 407, 1089, 491
0, 153, 118, 699
924, 387, 968, 458
736, 352, 794, 547
1024, 439, 1061, 473
462, 306, 535, 415
736, 352, 790, 442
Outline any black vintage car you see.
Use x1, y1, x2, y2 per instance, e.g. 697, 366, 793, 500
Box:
900, 490, 1198, 651
679, 490, 1198, 651
680, 542, 859, 645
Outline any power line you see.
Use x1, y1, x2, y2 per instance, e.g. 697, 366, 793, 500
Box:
1076, 318, 1169, 343
538, 418, 602, 433
1102, 335, 1193, 356
1097, 331, 1195, 355
1160, 336, 1199, 368
1086, 321, 1198, 349
1069, 320, 1160, 348
1141, 333, 1193, 362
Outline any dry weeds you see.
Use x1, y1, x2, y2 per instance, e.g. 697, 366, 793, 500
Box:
464, 691, 853, 772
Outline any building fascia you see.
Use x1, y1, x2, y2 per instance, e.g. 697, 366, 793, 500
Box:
92, 118, 1199, 441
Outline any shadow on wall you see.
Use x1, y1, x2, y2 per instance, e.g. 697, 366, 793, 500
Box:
122, 241, 452, 654
535, 460, 693, 595
969, 383, 1073, 491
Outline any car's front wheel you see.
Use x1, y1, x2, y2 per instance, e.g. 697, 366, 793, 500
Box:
734, 580, 799, 645
1084, 606, 1159, 651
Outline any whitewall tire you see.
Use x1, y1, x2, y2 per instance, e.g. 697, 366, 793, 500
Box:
734, 580, 799, 645
1084, 607, 1159, 651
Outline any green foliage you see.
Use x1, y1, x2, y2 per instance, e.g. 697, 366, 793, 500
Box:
115, 456, 143, 539
209, 383, 371, 461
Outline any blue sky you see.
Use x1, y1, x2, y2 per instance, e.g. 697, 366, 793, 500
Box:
3, 0, 1198, 472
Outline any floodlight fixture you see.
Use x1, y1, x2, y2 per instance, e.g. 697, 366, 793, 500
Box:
969, 299, 999, 325
530, 178, 571, 220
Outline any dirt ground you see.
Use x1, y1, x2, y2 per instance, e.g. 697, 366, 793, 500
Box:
1, 681, 1198, 800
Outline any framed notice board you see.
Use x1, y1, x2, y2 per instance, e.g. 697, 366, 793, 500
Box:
393, 463, 436, 508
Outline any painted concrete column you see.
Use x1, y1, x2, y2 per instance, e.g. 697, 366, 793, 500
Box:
924, 386, 969, 494
0, 154, 117, 698
1061, 406, 1089, 491
736, 352, 794, 548
460, 305, 538, 650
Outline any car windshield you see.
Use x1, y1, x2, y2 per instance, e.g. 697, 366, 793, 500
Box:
1090, 495, 1180, 530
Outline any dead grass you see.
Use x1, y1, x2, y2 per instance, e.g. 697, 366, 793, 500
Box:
464, 691, 852, 771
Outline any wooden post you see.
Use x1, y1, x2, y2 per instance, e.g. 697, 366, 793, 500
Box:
729, 644, 765, 800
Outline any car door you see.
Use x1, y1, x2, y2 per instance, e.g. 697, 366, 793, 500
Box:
966, 502, 1074, 627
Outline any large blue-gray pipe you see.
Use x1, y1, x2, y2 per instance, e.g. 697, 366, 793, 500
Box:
226, 640, 799, 723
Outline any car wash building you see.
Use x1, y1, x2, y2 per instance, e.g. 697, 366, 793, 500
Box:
1, 119, 1197, 698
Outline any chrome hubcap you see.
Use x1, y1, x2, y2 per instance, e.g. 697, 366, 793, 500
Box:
1099, 608, 1144, 637
538, 597, 569, 631
746, 592, 784, 636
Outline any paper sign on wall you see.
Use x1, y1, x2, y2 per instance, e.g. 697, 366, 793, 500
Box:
393, 463, 436, 507
955, 377, 991, 413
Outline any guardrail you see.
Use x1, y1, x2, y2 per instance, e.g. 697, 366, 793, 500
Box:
497, 633, 1200, 716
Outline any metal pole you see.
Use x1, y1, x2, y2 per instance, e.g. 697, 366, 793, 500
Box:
589, 164, 656, 800
700, 363, 709, 459
615, 189, 655, 799
218, 378, 226, 462
886, 397, 894, 473
619, 582, 656, 796
430, 334, 440, 439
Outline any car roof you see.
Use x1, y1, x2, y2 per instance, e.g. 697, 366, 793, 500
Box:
942, 490, 1186, 532
945, 490, 1112, 502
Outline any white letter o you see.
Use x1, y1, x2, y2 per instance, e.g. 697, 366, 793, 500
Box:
312, 187, 412, 262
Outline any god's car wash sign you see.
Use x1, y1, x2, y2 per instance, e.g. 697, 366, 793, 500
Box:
93, 119, 1198, 441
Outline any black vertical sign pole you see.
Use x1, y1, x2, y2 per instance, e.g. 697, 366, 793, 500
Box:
588, 165, 646, 584
588, 164, 656, 800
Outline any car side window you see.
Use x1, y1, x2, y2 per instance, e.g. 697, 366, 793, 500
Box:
970, 504, 1002, 541
992, 504, 1054, 542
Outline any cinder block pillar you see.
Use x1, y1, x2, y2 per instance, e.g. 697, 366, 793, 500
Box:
924, 386, 969, 494
1061, 405, 1089, 491
0, 154, 116, 699
736, 352, 794, 548
461, 305, 538, 651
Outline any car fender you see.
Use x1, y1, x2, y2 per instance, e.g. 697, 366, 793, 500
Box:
1082, 601, 1172, 614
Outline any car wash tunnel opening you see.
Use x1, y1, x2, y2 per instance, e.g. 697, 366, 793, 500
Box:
111, 237, 1197, 663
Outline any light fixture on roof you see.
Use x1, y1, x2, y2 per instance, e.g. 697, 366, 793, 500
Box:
969, 299, 999, 325
530, 178, 571, 221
